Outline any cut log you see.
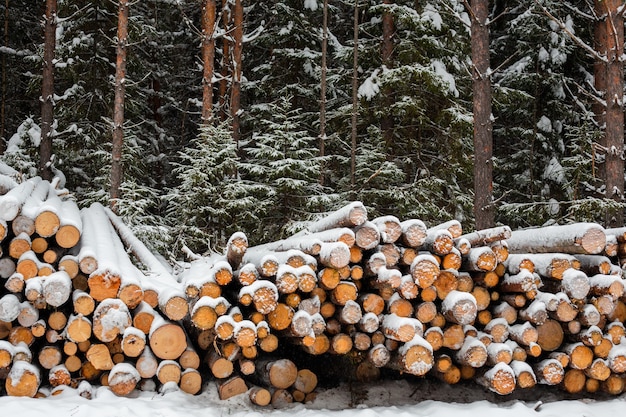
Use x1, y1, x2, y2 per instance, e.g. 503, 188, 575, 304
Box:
180, 368, 203, 395
441, 290, 477, 325
389, 335, 433, 376
372, 215, 402, 243
255, 358, 298, 389
149, 315, 187, 360
478, 363, 516, 395
108, 362, 141, 396
400, 219, 428, 248
506, 223, 606, 255
157, 360, 182, 385
457, 225, 511, 247
536, 319, 564, 352
6, 361, 41, 397
249, 386, 272, 406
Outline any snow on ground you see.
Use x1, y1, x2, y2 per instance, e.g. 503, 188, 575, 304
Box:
2, 378, 625, 417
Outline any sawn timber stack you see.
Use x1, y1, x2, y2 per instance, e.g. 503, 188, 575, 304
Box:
0, 177, 625, 403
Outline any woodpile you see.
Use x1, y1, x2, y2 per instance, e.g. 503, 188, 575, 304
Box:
0, 177, 626, 404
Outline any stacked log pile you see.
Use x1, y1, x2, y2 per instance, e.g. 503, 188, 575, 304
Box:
0, 177, 626, 404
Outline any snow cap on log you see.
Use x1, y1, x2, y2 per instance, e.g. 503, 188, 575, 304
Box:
108, 362, 141, 396
0, 294, 20, 322
296, 201, 367, 235
42, 271, 72, 307
442, 290, 478, 325
0, 176, 40, 221
561, 268, 590, 300
397, 334, 434, 376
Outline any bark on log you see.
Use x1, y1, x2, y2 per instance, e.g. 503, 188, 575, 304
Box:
506, 223, 606, 255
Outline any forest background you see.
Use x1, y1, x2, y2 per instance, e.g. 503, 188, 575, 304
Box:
0, 0, 625, 262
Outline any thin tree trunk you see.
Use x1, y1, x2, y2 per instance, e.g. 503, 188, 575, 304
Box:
468, 0, 494, 229
350, 0, 359, 190
219, 0, 230, 121
602, 0, 624, 227
319, 0, 328, 186
230, 0, 243, 146
201, 0, 216, 124
381, 0, 394, 156
39, 0, 57, 181
110, 0, 129, 212
1, 0, 8, 152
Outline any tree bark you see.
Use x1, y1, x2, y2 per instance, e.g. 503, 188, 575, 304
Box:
319, 0, 328, 185
1, 0, 8, 151
468, 0, 494, 229
201, 0, 216, 124
110, 0, 129, 212
39, 0, 57, 181
381, 0, 394, 155
602, 0, 624, 226
218, 0, 231, 121
230, 0, 243, 146
350, 0, 359, 190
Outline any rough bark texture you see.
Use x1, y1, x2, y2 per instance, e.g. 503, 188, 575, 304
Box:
230, 0, 243, 146
201, 0, 216, 123
602, 0, 624, 227
381, 0, 395, 156
39, 0, 57, 181
110, 0, 129, 212
319, 0, 328, 186
469, 0, 494, 229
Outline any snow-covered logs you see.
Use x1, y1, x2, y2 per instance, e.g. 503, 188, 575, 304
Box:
1, 180, 626, 403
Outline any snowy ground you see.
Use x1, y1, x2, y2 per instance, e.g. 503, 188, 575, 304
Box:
2, 378, 626, 417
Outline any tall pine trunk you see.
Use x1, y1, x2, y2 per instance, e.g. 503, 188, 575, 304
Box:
201, 0, 216, 124
110, 0, 129, 212
469, 0, 494, 230
230, 0, 243, 146
319, 0, 328, 186
39, 0, 56, 181
381, 0, 394, 156
350, 0, 359, 191
602, 0, 624, 227
1, 0, 8, 152
218, 0, 230, 121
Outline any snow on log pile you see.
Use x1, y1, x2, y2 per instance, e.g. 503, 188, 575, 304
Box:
1, 178, 626, 403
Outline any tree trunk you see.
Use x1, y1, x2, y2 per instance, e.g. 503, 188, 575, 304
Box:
381, 0, 394, 155
468, 0, 494, 229
230, 0, 243, 146
350, 0, 359, 190
201, 0, 216, 124
110, 0, 129, 212
1, 0, 8, 151
319, 0, 328, 185
39, 0, 57, 181
602, 0, 624, 226
218, 0, 231, 121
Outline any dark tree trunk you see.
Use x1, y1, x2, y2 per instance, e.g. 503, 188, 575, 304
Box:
468, 0, 494, 230
110, 0, 129, 212
319, 0, 328, 186
230, 0, 243, 146
218, 0, 230, 121
201, 0, 216, 124
1, 0, 8, 152
39, 0, 57, 181
350, 0, 359, 191
381, 0, 394, 156
602, 0, 624, 227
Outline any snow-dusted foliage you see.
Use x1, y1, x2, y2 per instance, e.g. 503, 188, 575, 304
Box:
242, 96, 327, 241
167, 121, 263, 254
491, 2, 605, 227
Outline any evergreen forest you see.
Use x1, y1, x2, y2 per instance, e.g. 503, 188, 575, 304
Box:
1, 0, 624, 260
